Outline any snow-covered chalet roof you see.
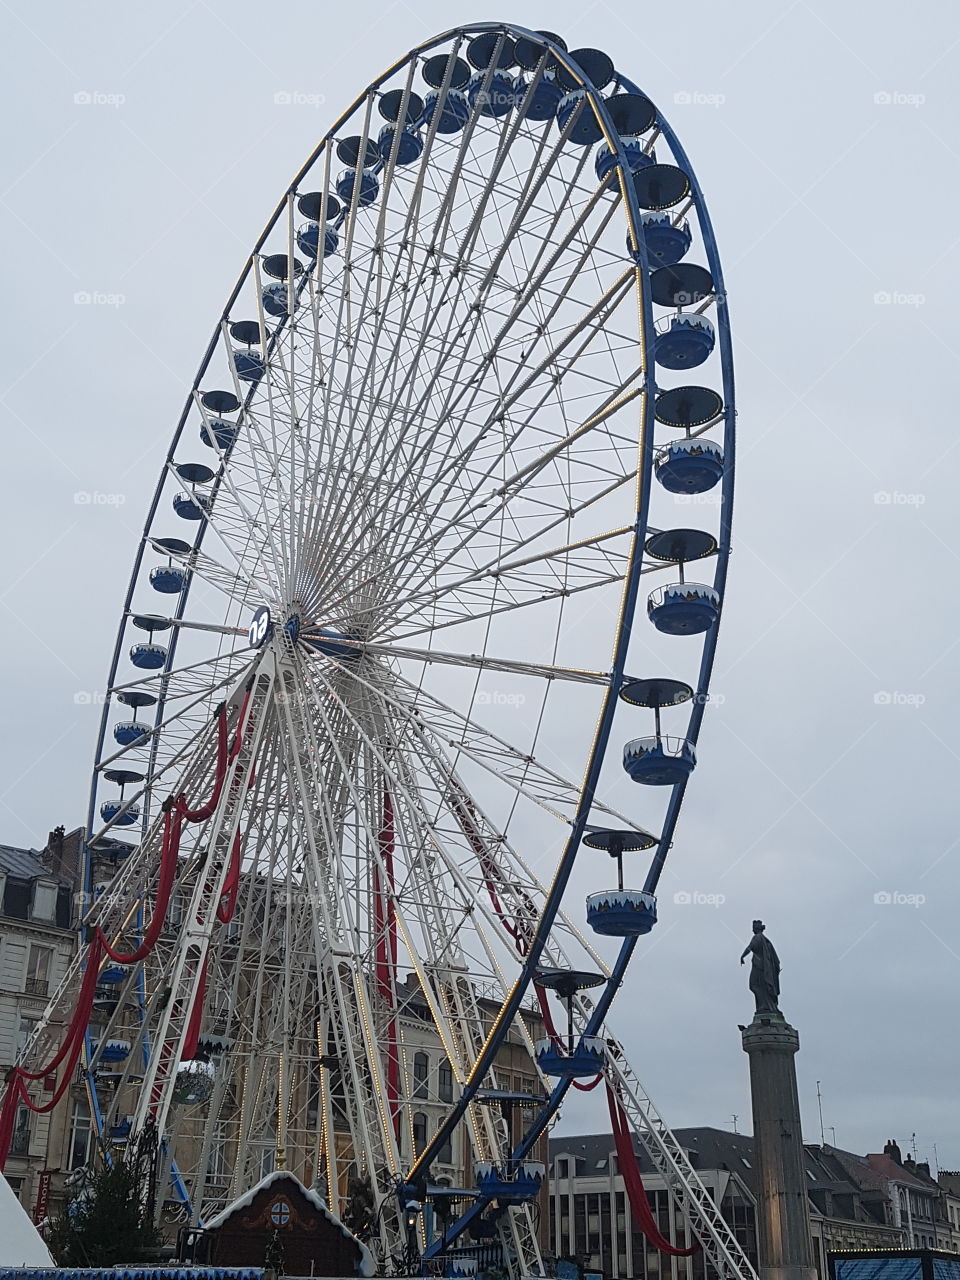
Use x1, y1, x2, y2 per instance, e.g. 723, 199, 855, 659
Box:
201, 1170, 374, 1277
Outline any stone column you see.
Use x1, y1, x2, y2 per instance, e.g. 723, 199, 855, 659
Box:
741, 1014, 817, 1280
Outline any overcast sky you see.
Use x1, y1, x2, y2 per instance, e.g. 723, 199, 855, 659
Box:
2, 0, 958, 1172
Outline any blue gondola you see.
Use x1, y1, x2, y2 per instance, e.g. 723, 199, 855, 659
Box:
535, 1035, 605, 1077
173, 491, 210, 521
129, 642, 167, 669
655, 437, 724, 493
150, 564, 187, 594
467, 70, 519, 116
99, 966, 126, 984
296, 220, 339, 258
629, 212, 692, 267
200, 418, 239, 450
622, 735, 696, 785
261, 281, 296, 319
423, 88, 471, 133
556, 90, 603, 145
586, 889, 658, 936
654, 314, 716, 369
99, 1038, 131, 1062
336, 168, 380, 207
377, 125, 424, 166
100, 801, 140, 827
113, 720, 149, 746
595, 138, 651, 183
234, 350, 265, 383
474, 1161, 544, 1201
647, 581, 720, 634
516, 72, 562, 120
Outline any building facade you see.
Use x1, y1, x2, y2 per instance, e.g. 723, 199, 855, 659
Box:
549, 1129, 915, 1280
0, 828, 84, 1219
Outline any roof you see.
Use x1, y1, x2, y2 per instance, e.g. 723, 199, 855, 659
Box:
0, 1172, 54, 1266
865, 1153, 940, 1192
0, 843, 45, 880
550, 1126, 761, 1185
201, 1170, 375, 1276
550, 1128, 902, 1210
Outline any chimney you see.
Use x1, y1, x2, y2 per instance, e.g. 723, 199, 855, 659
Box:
884, 1139, 903, 1164
45, 825, 66, 874
917, 1161, 931, 1178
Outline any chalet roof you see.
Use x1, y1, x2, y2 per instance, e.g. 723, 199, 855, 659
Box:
201, 1170, 375, 1276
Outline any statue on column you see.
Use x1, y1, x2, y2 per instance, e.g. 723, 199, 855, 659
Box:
740, 920, 781, 1015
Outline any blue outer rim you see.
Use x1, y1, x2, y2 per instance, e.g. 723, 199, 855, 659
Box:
82, 20, 733, 1228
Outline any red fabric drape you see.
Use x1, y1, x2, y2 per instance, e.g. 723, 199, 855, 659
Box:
0, 696, 252, 1169
606, 1084, 700, 1257
181, 954, 210, 1062
374, 792, 401, 1135
215, 829, 243, 924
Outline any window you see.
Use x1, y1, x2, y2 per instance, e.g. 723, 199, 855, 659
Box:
3, 878, 30, 919
5, 1176, 24, 1204
68, 1101, 92, 1170
16, 1016, 38, 1056
412, 1112, 428, 1156
32, 880, 57, 922
438, 1060, 453, 1103
436, 1121, 452, 1166
25, 945, 52, 997
56, 886, 72, 929
257, 1146, 275, 1178
11, 1104, 31, 1156
557, 1158, 569, 1179
413, 1052, 429, 1099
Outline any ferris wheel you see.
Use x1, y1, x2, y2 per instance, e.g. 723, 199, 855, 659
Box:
3, 23, 746, 1279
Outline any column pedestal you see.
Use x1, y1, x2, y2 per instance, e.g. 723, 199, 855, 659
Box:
741, 1014, 817, 1280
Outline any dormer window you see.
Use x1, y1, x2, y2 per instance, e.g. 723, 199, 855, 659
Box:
32, 879, 57, 922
